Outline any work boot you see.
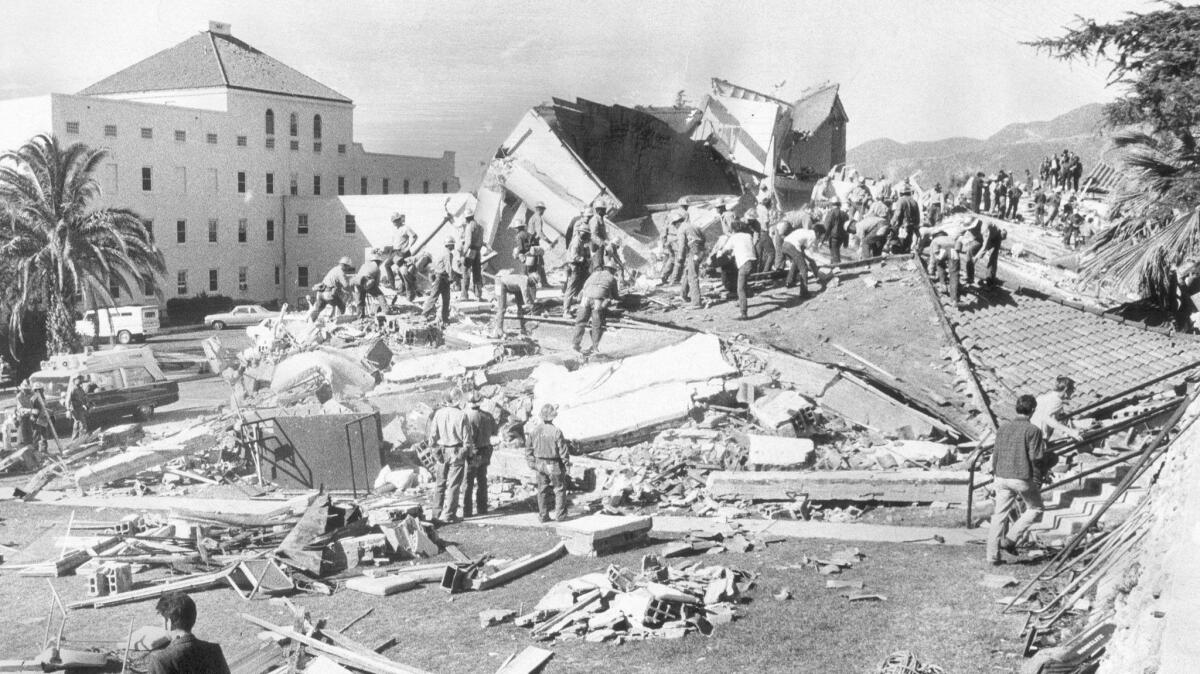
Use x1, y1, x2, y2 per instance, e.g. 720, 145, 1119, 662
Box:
538, 514, 550, 523
1001, 539, 1019, 557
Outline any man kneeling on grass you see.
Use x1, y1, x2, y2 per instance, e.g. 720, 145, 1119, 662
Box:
987, 394, 1048, 565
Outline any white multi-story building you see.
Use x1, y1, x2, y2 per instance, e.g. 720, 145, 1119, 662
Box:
0, 22, 460, 309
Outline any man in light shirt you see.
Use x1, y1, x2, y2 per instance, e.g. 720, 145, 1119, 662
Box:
1032, 376, 1084, 442
717, 220, 757, 320
780, 226, 818, 298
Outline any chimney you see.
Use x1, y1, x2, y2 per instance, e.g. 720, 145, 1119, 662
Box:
209, 21, 232, 36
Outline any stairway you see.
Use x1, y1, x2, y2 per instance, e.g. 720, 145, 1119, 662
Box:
1027, 460, 1154, 546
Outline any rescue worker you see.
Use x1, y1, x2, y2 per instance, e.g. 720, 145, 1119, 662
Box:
958, 221, 983, 286
857, 212, 890, 259
975, 220, 1006, 286
892, 185, 922, 253
66, 374, 90, 439
526, 404, 571, 523
386, 212, 418, 297
719, 197, 738, 234
780, 225, 819, 298
925, 183, 946, 227
969, 172, 985, 212
677, 208, 706, 310
658, 209, 685, 286
308, 256, 354, 321
425, 390, 473, 523
517, 202, 551, 286
585, 201, 614, 271
461, 391, 498, 518
572, 261, 620, 354
458, 210, 485, 301
847, 177, 871, 220
562, 229, 592, 317
490, 272, 537, 339
823, 201, 849, 265
717, 220, 757, 320
421, 238, 456, 324
354, 250, 385, 318
927, 233, 960, 301
14, 380, 47, 451
1031, 376, 1084, 443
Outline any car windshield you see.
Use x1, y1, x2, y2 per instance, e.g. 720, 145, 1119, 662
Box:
28, 373, 71, 398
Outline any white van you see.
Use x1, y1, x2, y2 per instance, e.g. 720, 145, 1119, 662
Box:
76, 305, 161, 344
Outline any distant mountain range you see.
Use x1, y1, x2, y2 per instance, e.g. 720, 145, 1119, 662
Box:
847, 103, 1110, 185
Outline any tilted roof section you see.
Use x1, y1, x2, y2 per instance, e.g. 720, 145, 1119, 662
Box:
946, 286, 1200, 411
791, 82, 847, 135
77, 31, 351, 104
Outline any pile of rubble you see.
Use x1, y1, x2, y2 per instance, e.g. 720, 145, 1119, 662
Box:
496, 556, 756, 644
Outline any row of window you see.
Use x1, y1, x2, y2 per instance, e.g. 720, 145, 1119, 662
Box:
66, 121, 348, 155
174, 266, 278, 296
128, 167, 447, 196
168, 213, 359, 244
264, 109, 321, 138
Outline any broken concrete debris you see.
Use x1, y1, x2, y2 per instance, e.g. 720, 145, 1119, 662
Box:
494, 558, 754, 644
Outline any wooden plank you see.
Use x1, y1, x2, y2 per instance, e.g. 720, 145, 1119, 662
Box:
240, 614, 431, 674
67, 565, 236, 609
704, 469, 975, 503
471, 543, 567, 591
494, 646, 554, 674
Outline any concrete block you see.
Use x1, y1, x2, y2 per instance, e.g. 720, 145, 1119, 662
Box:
748, 435, 815, 468
750, 390, 813, 430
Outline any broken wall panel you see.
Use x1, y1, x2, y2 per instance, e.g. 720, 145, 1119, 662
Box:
548, 98, 741, 214
247, 412, 389, 491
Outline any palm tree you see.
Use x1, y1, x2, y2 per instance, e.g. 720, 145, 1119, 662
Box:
0, 134, 165, 354
1078, 130, 1200, 308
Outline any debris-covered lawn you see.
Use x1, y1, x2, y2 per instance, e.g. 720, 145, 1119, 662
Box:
0, 500, 1039, 673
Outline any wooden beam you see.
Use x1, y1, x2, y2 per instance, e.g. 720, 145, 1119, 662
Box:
705, 469, 975, 503
470, 543, 567, 591
67, 565, 237, 609
241, 614, 431, 674
495, 646, 554, 674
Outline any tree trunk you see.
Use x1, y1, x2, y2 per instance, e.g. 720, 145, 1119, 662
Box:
46, 292, 82, 355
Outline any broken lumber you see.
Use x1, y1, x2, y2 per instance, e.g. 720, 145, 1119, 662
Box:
495, 646, 554, 674
73, 446, 195, 489
471, 543, 567, 591
241, 613, 431, 674
704, 469, 974, 503
67, 564, 237, 609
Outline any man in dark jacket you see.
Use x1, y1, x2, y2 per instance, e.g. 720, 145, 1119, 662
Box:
822, 201, 849, 264
987, 394, 1048, 564
572, 262, 620, 354
891, 186, 921, 252
146, 592, 230, 674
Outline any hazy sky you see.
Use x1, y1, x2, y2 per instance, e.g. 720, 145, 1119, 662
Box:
0, 0, 1148, 189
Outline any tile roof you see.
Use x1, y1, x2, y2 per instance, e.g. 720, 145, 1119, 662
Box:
78, 31, 351, 103
946, 286, 1200, 411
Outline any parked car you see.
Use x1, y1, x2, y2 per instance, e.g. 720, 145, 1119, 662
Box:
21, 346, 179, 433
204, 305, 272, 330
76, 305, 161, 344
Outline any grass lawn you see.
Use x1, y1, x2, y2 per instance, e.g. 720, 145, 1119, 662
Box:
0, 501, 1034, 673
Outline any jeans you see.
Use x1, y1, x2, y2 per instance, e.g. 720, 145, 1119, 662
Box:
422, 274, 451, 323
781, 243, 809, 295
460, 249, 483, 300
432, 456, 466, 520
829, 234, 842, 264
534, 459, 568, 520
463, 453, 490, 517
987, 476, 1044, 561
308, 294, 345, 322
562, 262, 588, 314
492, 286, 525, 336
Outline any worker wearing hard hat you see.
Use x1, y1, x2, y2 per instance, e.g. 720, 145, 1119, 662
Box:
422, 238, 457, 325
676, 208, 707, 310
458, 210, 486, 302
308, 256, 355, 322
354, 250, 386, 319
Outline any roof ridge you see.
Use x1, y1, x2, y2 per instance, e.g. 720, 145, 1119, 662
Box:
208, 31, 230, 86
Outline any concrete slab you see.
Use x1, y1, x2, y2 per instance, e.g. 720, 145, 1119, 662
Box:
705, 469, 974, 503
468, 512, 982, 546
748, 435, 815, 468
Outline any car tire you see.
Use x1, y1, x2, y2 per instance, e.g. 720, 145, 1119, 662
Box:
211, 321, 226, 331
116, 330, 133, 345
134, 404, 154, 421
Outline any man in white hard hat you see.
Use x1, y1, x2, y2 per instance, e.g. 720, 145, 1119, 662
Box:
308, 256, 355, 321
354, 250, 386, 318
658, 209, 686, 286
518, 202, 551, 286
422, 238, 457, 324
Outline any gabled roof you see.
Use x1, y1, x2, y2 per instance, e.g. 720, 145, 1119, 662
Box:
791, 82, 846, 135
711, 78, 791, 110
78, 31, 351, 104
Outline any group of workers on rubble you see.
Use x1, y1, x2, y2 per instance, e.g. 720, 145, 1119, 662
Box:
423, 387, 572, 524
